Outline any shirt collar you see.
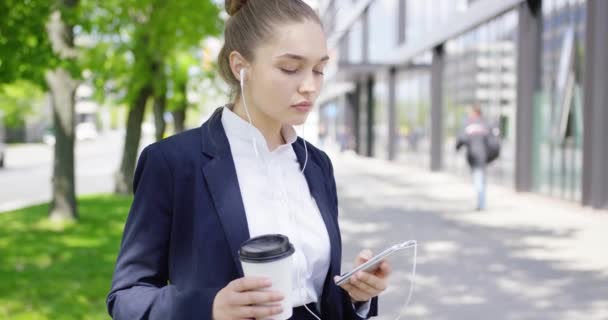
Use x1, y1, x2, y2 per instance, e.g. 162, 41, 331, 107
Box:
221, 105, 298, 152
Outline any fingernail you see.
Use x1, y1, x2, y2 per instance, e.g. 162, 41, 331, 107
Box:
263, 279, 272, 286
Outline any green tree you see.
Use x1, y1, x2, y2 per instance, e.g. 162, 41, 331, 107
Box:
0, 0, 53, 133
0, 0, 53, 84
0, 81, 45, 130
167, 50, 202, 133
1, 0, 81, 221
81, 0, 221, 194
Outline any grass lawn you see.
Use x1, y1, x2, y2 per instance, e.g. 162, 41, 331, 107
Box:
0, 195, 132, 319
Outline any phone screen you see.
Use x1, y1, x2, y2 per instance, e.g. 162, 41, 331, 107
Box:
334, 241, 416, 287
334, 248, 395, 286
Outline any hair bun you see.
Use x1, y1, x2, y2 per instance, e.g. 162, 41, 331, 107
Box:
226, 0, 248, 16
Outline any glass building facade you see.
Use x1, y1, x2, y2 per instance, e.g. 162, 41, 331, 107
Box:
535, 0, 586, 201
318, 0, 608, 208
395, 70, 431, 168
443, 10, 518, 186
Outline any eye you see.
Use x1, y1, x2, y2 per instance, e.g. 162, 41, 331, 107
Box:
314, 70, 325, 76
280, 68, 298, 74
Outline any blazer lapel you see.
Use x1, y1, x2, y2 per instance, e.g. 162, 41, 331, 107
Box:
292, 141, 341, 275
201, 107, 250, 276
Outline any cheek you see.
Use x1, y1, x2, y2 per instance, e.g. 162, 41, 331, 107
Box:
252, 72, 294, 107
269, 75, 293, 91
252, 72, 278, 95
267, 73, 299, 97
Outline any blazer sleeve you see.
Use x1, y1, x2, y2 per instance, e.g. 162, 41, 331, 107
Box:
322, 151, 379, 319
106, 145, 220, 319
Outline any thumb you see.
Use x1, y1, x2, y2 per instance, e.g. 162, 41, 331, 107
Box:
355, 249, 373, 265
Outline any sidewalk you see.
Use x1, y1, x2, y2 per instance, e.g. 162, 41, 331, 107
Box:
330, 151, 608, 320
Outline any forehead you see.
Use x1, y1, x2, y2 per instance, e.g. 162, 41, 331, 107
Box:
256, 21, 328, 63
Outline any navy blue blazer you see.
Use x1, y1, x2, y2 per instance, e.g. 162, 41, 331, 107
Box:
107, 107, 378, 319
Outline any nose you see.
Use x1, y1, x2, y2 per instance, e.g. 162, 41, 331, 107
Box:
298, 71, 318, 96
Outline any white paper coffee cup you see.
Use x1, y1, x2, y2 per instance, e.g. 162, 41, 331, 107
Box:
239, 234, 295, 320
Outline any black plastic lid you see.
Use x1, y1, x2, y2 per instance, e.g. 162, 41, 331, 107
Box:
239, 234, 295, 263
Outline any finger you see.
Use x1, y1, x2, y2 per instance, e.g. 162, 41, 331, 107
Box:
231, 290, 284, 306
235, 304, 283, 318
375, 261, 392, 278
355, 249, 373, 265
231, 277, 272, 292
346, 286, 370, 302
351, 273, 381, 295
356, 272, 387, 292
338, 281, 369, 302
338, 280, 355, 291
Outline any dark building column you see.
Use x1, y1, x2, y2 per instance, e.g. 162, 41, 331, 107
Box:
398, 0, 407, 44
515, 0, 542, 192
351, 82, 363, 155
366, 75, 375, 157
362, 8, 369, 63
342, 94, 353, 151
388, 68, 398, 160
430, 45, 444, 171
582, 0, 608, 209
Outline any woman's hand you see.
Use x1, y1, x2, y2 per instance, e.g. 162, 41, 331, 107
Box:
335, 249, 392, 303
212, 277, 284, 320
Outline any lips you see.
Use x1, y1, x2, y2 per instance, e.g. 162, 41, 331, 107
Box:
292, 101, 312, 112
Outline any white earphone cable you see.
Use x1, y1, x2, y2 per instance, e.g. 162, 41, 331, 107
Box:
394, 241, 418, 320
240, 69, 259, 158
300, 122, 308, 174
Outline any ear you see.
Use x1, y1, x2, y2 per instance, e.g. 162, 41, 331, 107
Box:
229, 51, 249, 81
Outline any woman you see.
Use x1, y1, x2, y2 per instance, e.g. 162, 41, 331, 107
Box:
107, 1, 391, 319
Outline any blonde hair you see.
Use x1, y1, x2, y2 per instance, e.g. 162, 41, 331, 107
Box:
218, 0, 322, 98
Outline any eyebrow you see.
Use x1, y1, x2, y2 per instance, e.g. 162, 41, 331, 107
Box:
275, 53, 330, 63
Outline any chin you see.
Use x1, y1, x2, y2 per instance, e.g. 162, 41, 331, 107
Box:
288, 114, 309, 126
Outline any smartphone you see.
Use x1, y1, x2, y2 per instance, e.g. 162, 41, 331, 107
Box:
334, 240, 416, 286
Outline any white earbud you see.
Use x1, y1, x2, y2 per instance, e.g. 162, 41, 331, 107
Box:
240, 68, 246, 82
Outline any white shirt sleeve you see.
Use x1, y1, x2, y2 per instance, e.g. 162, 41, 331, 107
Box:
353, 300, 372, 318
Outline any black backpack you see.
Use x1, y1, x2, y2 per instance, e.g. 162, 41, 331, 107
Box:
485, 130, 501, 164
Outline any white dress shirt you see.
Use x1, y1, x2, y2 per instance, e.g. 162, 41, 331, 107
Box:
222, 106, 331, 307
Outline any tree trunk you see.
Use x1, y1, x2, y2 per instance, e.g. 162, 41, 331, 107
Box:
152, 59, 167, 141
114, 85, 152, 194
46, 69, 78, 221
172, 108, 186, 133
46, 3, 79, 222
172, 81, 188, 133
153, 90, 167, 141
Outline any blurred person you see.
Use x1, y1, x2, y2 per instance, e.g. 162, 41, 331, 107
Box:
456, 105, 499, 211
106, 1, 391, 319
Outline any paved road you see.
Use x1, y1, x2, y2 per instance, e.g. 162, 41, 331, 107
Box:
0, 131, 152, 212
331, 151, 608, 320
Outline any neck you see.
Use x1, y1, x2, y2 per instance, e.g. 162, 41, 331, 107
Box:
232, 99, 285, 151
